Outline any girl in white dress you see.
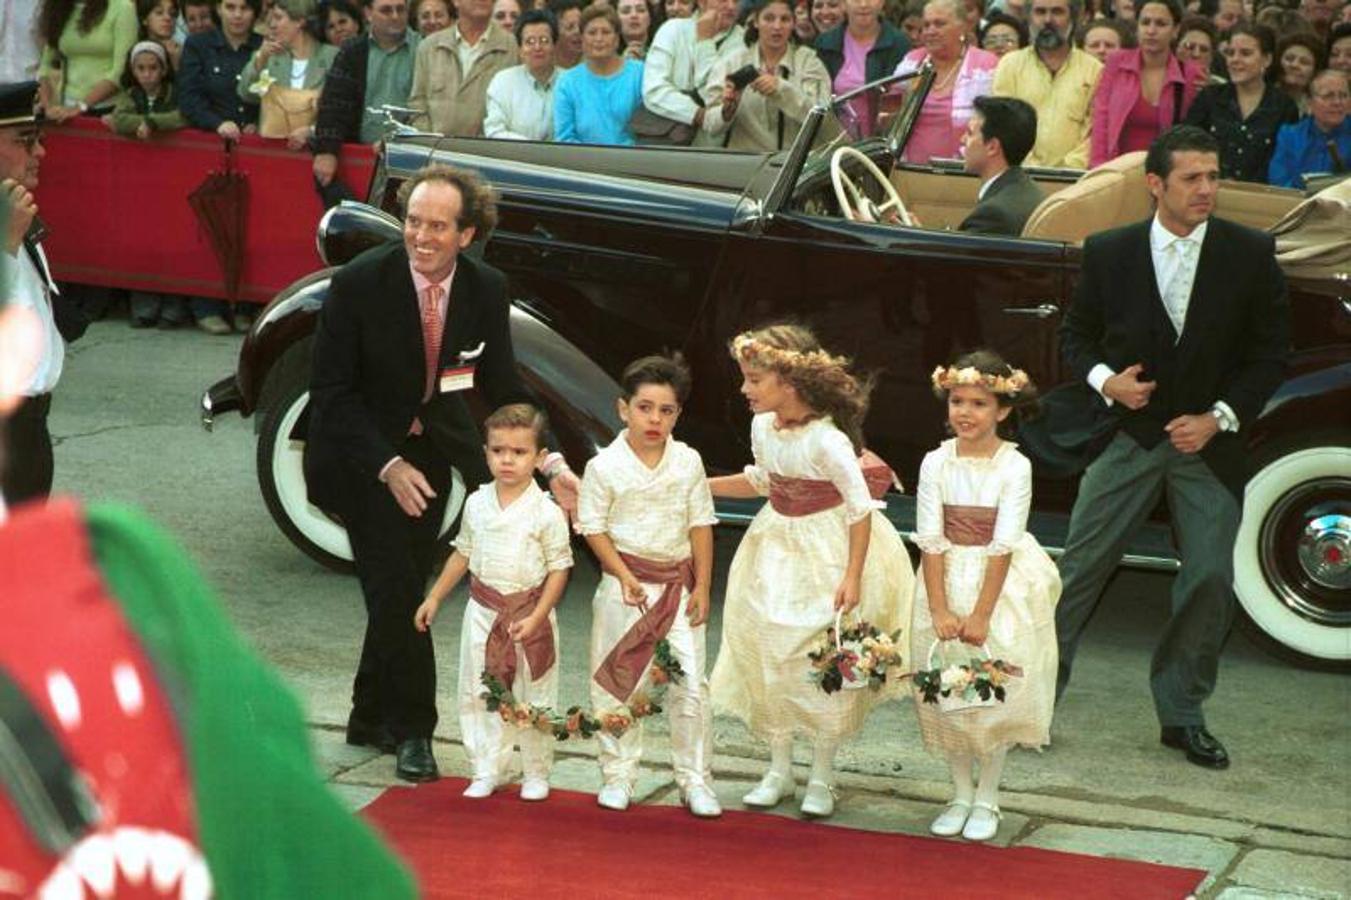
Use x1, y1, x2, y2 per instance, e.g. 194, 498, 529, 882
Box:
709, 324, 914, 819
912, 350, 1061, 842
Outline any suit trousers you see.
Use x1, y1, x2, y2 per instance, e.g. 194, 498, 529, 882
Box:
2, 394, 54, 507
344, 434, 453, 740
1054, 431, 1240, 727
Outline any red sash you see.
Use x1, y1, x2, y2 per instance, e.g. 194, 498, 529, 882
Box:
768, 449, 897, 517
592, 553, 695, 701
470, 575, 555, 687
942, 504, 998, 545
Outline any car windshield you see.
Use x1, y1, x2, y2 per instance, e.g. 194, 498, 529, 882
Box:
802, 66, 934, 178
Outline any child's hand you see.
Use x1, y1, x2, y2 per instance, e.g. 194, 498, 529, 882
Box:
509, 612, 545, 642
931, 606, 962, 640
832, 576, 860, 614
958, 611, 990, 647
686, 586, 711, 627
413, 598, 440, 632
619, 572, 647, 607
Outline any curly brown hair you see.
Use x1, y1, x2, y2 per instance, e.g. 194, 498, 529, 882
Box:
730, 323, 875, 453
396, 165, 499, 241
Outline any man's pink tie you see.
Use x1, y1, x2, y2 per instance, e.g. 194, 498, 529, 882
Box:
409, 284, 444, 436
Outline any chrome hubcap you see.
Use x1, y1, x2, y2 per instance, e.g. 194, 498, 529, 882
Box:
1259, 478, 1351, 627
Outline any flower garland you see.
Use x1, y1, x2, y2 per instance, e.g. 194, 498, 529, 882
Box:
807, 620, 906, 695
930, 364, 1030, 397
912, 656, 1023, 705
480, 639, 685, 741
731, 334, 850, 376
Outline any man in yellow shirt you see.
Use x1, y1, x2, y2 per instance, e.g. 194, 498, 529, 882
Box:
991, 0, 1102, 169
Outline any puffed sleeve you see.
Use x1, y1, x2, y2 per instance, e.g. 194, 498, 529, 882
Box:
816, 425, 875, 524
539, 500, 574, 571
987, 449, 1032, 556
453, 494, 477, 556
576, 456, 613, 535
742, 413, 771, 496
913, 449, 950, 555
683, 447, 718, 528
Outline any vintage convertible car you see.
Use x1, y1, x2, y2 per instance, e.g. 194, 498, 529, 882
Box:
201, 72, 1351, 668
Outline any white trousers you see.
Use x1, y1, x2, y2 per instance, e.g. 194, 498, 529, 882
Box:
458, 600, 559, 781
589, 576, 713, 791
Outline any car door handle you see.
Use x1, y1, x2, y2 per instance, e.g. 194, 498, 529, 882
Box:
1003, 303, 1061, 319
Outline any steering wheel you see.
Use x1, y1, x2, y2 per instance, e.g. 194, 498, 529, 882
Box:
830, 146, 914, 227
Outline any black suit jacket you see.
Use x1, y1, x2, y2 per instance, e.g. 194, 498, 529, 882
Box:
303, 242, 530, 511
958, 167, 1044, 236
1059, 216, 1290, 496
23, 238, 88, 345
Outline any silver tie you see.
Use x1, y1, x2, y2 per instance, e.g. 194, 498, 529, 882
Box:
1163, 239, 1197, 340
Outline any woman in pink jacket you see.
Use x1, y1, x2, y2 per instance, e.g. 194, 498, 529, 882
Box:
1089, 0, 1203, 167
893, 0, 998, 162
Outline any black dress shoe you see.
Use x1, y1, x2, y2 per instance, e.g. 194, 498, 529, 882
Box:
1161, 726, 1230, 769
395, 737, 439, 783
345, 720, 397, 754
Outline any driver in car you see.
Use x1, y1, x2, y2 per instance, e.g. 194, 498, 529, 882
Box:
844, 95, 1042, 235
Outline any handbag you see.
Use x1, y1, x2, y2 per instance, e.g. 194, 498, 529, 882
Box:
259, 85, 320, 138
927, 640, 1000, 713
1015, 380, 1118, 478
630, 101, 697, 146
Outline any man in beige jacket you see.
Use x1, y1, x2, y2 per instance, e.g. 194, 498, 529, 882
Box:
409, 0, 518, 136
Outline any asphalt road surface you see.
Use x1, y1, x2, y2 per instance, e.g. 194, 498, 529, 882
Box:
42, 321, 1351, 881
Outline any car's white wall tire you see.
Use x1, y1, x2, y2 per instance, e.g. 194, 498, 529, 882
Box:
1235, 440, 1351, 668
257, 380, 465, 572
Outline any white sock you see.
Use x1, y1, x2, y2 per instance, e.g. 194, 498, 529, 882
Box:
809, 738, 837, 785
975, 748, 1007, 808
947, 753, 975, 805
768, 734, 793, 779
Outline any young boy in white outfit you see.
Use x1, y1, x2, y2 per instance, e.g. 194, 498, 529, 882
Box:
415, 403, 573, 801
577, 354, 721, 818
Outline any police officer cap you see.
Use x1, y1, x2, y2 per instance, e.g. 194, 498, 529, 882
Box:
0, 81, 42, 129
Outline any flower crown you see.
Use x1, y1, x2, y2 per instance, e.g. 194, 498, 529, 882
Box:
930, 364, 1030, 396
731, 334, 847, 372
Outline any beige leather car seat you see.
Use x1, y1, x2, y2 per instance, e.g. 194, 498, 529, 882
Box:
1020, 151, 1151, 244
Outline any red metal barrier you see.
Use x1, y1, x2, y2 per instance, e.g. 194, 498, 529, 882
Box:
35, 117, 376, 304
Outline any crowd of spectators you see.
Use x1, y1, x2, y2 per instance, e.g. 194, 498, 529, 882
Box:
0, 0, 1347, 329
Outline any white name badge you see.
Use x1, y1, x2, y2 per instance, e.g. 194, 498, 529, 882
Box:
438, 364, 475, 393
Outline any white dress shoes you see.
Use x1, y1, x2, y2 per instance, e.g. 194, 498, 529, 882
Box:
462, 777, 497, 799
742, 771, 794, 808
519, 777, 550, 802
682, 783, 723, 818
597, 782, 632, 811
929, 800, 972, 836
799, 780, 836, 817
962, 802, 1001, 841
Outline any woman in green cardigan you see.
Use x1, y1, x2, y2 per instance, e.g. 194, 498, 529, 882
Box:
39, 0, 139, 121
237, 0, 338, 149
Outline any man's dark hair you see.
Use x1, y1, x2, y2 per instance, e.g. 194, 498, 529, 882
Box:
971, 96, 1037, 167
547, 0, 583, 16
1145, 125, 1220, 178
620, 353, 693, 405
516, 7, 558, 41
396, 165, 499, 238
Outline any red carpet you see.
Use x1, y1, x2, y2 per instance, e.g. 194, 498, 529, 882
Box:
363, 778, 1205, 899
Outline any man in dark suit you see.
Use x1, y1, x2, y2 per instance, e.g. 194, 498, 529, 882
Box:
1055, 126, 1290, 770
0, 81, 88, 511
304, 164, 577, 782
958, 96, 1045, 236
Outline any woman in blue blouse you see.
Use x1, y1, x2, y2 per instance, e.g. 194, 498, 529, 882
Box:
1268, 69, 1350, 189
553, 4, 644, 144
